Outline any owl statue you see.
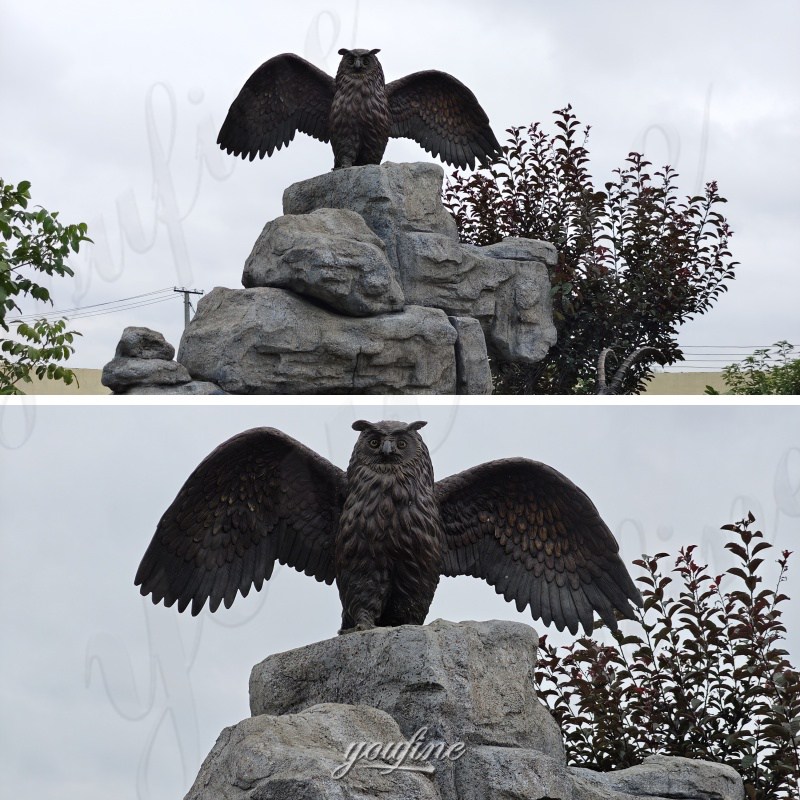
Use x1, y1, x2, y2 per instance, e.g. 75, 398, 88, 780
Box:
135, 421, 642, 636
216, 49, 501, 170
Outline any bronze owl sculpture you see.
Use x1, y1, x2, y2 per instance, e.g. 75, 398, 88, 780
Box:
135, 421, 642, 635
216, 49, 501, 170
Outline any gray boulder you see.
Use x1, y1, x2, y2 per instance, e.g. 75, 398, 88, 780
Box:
457, 749, 745, 800
102, 327, 227, 394
282, 162, 556, 365
102, 163, 558, 394
250, 619, 564, 757
455, 747, 575, 800
184, 704, 439, 800
398, 236, 556, 362
178, 287, 457, 394
122, 380, 227, 395
114, 325, 175, 360
572, 755, 745, 800
448, 316, 492, 394
249, 619, 562, 800
187, 619, 743, 800
243, 207, 405, 317
283, 162, 459, 271
101, 356, 191, 393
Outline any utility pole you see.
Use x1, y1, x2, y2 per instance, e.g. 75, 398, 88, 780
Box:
173, 287, 204, 328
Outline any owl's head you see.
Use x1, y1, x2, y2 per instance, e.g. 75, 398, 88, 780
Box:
336, 48, 383, 80
350, 419, 428, 468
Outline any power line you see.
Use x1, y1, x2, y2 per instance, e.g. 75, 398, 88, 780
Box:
9, 284, 208, 330
678, 345, 796, 353
46, 287, 174, 315
664, 343, 798, 369
64, 295, 178, 320
13, 287, 176, 321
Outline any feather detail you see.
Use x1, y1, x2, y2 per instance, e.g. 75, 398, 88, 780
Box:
436, 458, 642, 633
135, 428, 345, 615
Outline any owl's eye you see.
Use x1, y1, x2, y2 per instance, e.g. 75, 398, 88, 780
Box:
397, 439, 407, 450
368, 438, 380, 448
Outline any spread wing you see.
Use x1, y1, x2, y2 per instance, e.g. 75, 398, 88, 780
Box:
135, 427, 346, 615
435, 459, 642, 634
217, 53, 336, 161
386, 70, 501, 169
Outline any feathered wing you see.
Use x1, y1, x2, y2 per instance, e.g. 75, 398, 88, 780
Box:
435, 459, 643, 634
386, 70, 502, 169
135, 428, 346, 615
217, 53, 336, 161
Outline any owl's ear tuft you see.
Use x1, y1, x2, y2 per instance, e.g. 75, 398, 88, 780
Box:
407, 420, 427, 431
369, 48, 381, 56
338, 48, 350, 56
352, 420, 373, 432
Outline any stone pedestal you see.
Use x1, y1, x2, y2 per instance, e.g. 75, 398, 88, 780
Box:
184, 620, 744, 800
103, 163, 557, 395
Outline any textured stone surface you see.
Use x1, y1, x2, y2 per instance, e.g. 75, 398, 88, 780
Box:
187, 620, 744, 800
250, 619, 563, 757
122, 380, 227, 395
481, 237, 557, 263
114, 325, 176, 360
243, 207, 405, 316
457, 748, 745, 800
571, 755, 745, 800
177, 286, 457, 394
399, 236, 557, 362
282, 162, 556, 365
448, 316, 492, 394
456, 747, 573, 800
101, 356, 191, 393
104, 163, 558, 394
283, 162, 459, 272
476, 245, 557, 364
250, 620, 561, 800
184, 704, 439, 800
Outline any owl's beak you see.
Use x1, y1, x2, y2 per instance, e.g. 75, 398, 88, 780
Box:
353, 57, 364, 70
380, 440, 396, 457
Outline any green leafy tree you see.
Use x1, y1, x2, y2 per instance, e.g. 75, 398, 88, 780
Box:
537, 514, 800, 800
0, 178, 90, 394
443, 107, 738, 394
706, 341, 800, 395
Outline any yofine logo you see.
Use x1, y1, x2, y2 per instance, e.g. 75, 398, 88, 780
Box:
332, 726, 465, 779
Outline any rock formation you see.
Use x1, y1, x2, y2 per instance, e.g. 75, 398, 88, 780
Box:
184, 620, 744, 800
178, 289, 458, 395
102, 163, 556, 394
282, 165, 556, 365
101, 327, 226, 395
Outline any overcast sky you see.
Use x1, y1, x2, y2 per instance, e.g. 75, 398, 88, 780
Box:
1, 401, 798, 799
2, 1, 799, 372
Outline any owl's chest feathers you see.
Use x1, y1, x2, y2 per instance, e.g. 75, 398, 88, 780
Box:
331, 75, 389, 130
339, 464, 440, 558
